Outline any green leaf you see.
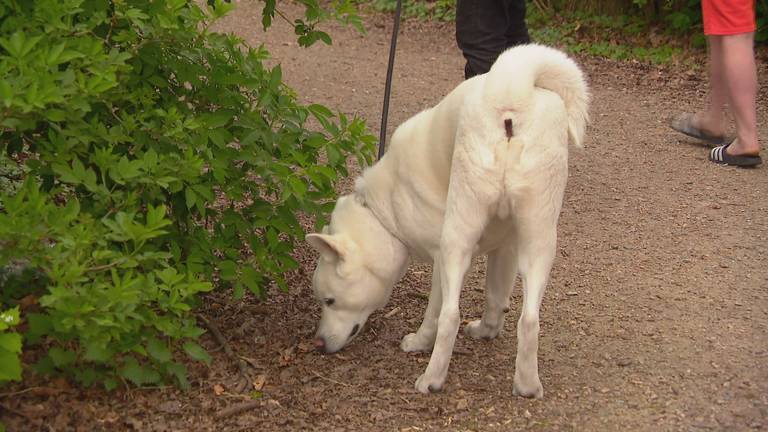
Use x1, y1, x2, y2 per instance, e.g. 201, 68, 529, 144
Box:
0, 333, 22, 354
316, 31, 332, 45
120, 357, 161, 386
32, 356, 55, 376
0, 307, 20, 331
308, 104, 333, 119
261, 0, 276, 29
26, 313, 52, 343
269, 65, 282, 89
219, 260, 237, 281
232, 282, 245, 300
49, 347, 77, 368
185, 187, 197, 209
147, 338, 172, 363
202, 110, 235, 128
84, 341, 113, 363
288, 176, 308, 198
0, 81, 13, 106
241, 266, 261, 296
183, 341, 211, 364
104, 377, 119, 391
0, 350, 22, 381
74, 367, 100, 387
166, 362, 190, 390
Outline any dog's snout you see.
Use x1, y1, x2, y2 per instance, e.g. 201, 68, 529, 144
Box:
314, 337, 327, 353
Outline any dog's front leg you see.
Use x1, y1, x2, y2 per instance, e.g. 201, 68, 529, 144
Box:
401, 260, 442, 353
414, 248, 470, 393
414, 184, 489, 393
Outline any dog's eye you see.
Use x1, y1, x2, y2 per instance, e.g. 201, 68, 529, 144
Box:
324, 298, 335, 307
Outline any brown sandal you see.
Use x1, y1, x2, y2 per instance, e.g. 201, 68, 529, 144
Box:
670, 113, 729, 147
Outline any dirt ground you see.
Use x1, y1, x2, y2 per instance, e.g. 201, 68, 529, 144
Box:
2, 3, 768, 431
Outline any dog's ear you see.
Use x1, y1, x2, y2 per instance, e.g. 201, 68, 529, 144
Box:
306, 233, 347, 261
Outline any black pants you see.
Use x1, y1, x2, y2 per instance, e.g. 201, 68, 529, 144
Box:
456, 0, 530, 79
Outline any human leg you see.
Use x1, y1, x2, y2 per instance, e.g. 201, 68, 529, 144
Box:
692, 37, 729, 138
673, 0, 760, 160
455, 0, 510, 78
717, 32, 759, 156
504, 0, 530, 48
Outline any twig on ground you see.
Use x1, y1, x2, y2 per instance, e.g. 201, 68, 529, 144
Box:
372, 306, 401, 323
0, 402, 31, 419
197, 314, 251, 393
134, 385, 172, 391
407, 291, 429, 300
238, 355, 265, 370
384, 306, 401, 318
453, 348, 472, 356
532, 0, 551, 14
0, 387, 46, 398
215, 400, 262, 419
311, 370, 351, 387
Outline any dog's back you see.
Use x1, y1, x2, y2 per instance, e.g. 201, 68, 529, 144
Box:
357, 44, 589, 258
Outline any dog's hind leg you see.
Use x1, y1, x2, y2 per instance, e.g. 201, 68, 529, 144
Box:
401, 261, 442, 353
511, 212, 558, 399
465, 244, 518, 340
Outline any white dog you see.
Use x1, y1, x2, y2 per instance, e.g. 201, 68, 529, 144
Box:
306, 44, 589, 396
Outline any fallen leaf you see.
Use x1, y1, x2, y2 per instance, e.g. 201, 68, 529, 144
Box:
278, 346, 295, 367
253, 374, 267, 390
20, 295, 38, 309
213, 383, 225, 395
52, 377, 71, 391
125, 417, 143, 430
158, 400, 182, 414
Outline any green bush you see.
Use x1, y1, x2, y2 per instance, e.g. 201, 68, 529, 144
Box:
0, 0, 374, 389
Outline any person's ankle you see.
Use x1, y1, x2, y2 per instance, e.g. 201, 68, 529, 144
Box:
693, 112, 725, 136
727, 138, 760, 156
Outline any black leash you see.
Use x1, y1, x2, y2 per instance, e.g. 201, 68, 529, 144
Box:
377, 0, 403, 161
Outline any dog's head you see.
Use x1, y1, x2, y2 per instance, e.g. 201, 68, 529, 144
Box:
306, 195, 408, 354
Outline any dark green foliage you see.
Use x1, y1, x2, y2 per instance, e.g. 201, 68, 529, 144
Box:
0, 0, 374, 389
369, 0, 455, 21
535, 0, 766, 44
368, 1, 766, 60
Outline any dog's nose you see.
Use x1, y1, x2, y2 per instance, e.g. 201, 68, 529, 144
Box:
314, 337, 327, 353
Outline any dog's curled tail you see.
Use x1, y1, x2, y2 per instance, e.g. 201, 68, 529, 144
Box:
483, 44, 590, 147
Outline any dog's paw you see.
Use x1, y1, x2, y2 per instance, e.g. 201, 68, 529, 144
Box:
464, 319, 501, 340
401, 333, 433, 353
415, 373, 444, 394
512, 377, 544, 399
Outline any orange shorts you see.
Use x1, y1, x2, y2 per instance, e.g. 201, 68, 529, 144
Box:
702, 0, 756, 35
